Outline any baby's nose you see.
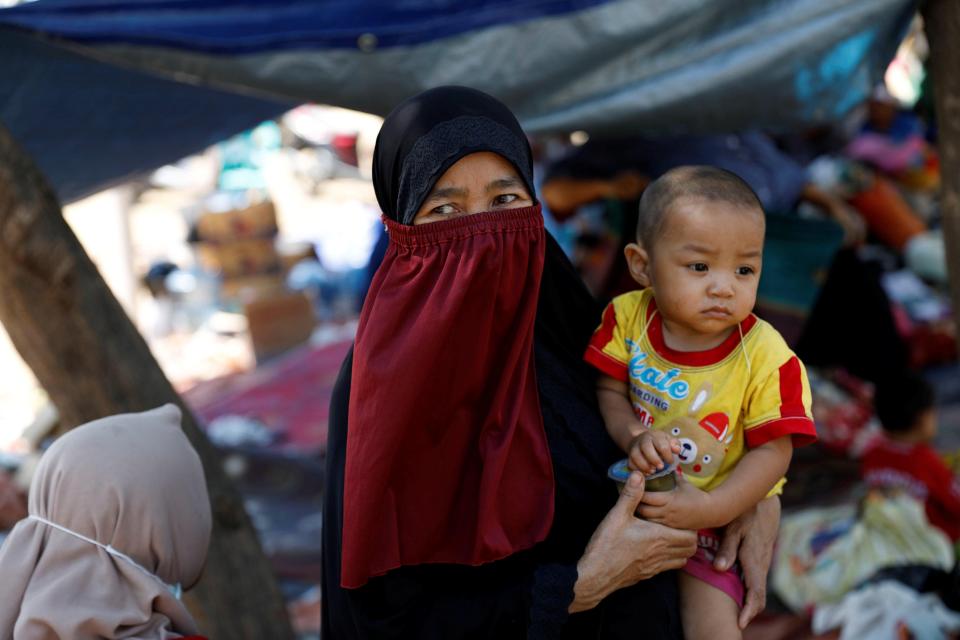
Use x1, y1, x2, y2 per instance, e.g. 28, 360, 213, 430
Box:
708, 279, 735, 297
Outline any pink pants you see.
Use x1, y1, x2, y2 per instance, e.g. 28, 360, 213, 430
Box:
682, 529, 745, 607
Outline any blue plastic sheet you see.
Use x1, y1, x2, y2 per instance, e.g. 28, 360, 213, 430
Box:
0, 0, 917, 201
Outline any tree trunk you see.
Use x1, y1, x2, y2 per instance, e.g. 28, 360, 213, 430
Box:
0, 122, 294, 639
923, 0, 960, 355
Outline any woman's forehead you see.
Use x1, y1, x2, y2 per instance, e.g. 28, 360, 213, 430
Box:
431, 152, 521, 188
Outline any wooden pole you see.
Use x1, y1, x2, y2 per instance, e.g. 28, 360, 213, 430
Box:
923, 0, 960, 356
0, 122, 294, 639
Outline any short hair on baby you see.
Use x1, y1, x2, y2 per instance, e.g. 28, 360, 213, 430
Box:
636, 165, 764, 250
875, 371, 935, 433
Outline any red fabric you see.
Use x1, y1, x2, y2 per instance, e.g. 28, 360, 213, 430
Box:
745, 416, 818, 448
778, 357, 807, 419
591, 303, 618, 354
341, 205, 555, 588
861, 439, 960, 541
583, 346, 628, 381
584, 302, 628, 379
646, 298, 759, 367
186, 339, 352, 456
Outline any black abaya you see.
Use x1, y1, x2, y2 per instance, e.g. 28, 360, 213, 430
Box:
321, 235, 682, 639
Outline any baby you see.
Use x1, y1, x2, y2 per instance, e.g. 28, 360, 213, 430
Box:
862, 371, 960, 543
585, 166, 817, 639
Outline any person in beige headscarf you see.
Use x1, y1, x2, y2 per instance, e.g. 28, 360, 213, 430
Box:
0, 404, 212, 640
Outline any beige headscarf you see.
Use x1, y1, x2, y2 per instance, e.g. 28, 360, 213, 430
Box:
0, 404, 212, 640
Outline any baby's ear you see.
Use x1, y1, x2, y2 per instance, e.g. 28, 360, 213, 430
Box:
624, 243, 651, 287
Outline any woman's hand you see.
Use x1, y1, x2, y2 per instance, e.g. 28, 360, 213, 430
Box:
713, 495, 781, 629
570, 472, 697, 613
636, 473, 718, 530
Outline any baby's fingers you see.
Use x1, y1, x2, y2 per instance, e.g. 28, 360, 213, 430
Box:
653, 436, 676, 466
640, 438, 666, 470
629, 447, 655, 475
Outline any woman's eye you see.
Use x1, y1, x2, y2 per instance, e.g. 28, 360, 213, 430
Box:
431, 204, 457, 216
493, 194, 519, 207
737, 266, 756, 276
688, 263, 708, 272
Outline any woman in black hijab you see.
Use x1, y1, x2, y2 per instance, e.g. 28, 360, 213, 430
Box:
322, 86, 776, 639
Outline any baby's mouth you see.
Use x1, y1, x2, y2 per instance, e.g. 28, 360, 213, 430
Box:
702, 306, 731, 317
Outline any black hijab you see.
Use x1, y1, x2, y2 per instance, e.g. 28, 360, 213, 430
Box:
367, 84, 596, 368
372, 85, 537, 224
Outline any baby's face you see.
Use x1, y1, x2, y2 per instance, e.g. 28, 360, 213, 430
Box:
645, 197, 764, 351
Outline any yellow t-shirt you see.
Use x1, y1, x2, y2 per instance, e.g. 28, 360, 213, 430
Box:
585, 289, 817, 492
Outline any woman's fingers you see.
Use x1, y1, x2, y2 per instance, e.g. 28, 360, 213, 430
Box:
663, 550, 695, 571
616, 471, 646, 516
713, 521, 743, 572
629, 519, 696, 555
736, 498, 779, 627
571, 485, 699, 613
638, 489, 669, 506
739, 581, 767, 629
635, 509, 661, 523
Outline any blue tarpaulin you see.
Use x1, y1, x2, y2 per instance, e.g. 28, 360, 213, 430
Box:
0, 0, 916, 202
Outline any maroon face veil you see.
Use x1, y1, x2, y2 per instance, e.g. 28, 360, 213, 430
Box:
341, 87, 554, 588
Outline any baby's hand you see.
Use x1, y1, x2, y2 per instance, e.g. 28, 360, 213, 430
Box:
628, 430, 680, 475
637, 475, 717, 530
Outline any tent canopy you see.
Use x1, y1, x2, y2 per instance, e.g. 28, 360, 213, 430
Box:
0, 0, 916, 201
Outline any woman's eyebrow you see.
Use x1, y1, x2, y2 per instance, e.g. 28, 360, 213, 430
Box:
425, 186, 467, 202
486, 177, 523, 192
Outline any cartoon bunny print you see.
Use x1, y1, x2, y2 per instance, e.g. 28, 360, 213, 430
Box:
664, 383, 734, 480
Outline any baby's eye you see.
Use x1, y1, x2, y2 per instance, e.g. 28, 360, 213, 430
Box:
670, 427, 681, 436
702, 454, 712, 464
736, 266, 756, 276
492, 194, 519, 207
688, 263, 708, 272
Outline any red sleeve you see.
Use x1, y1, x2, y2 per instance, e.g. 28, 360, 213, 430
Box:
584, 302, 628, 381
745, 416, 818, 448
743, 356, 817, 448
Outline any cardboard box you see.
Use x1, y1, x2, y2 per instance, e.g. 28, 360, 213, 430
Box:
196, 199, 278, 242
244, 291, 317, 363
197, 238, 281, 278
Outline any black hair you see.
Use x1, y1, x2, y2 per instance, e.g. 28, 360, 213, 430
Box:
874, 371, 935, 433
636, 165, 763, 250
